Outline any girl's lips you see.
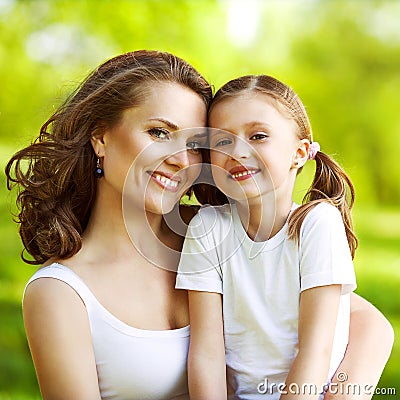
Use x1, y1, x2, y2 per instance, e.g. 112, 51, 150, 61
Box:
228, 166, 260, 181
148, 171, 181, 192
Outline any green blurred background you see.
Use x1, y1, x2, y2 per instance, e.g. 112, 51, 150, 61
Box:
0, 0, 399, 398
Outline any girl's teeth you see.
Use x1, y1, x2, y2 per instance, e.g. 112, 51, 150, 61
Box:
232, 170, 257, 179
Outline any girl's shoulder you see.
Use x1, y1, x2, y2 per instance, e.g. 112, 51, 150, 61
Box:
307, 201, 341, 219
184, 203, 233, 233
197, 203, 232, 218
301, 202, 345, 235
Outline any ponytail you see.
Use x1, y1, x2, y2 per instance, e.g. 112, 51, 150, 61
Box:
288, 150, 358, 259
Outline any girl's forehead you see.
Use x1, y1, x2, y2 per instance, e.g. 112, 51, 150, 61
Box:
209, 92, 285, 121
210, 91, 283, 114
208, 92, 298, 135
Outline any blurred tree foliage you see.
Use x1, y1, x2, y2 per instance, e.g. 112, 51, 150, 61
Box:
0, 0, 399, 398
1, 0, 399, 207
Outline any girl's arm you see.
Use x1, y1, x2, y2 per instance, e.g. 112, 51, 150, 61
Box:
23, 279, 102, 400
187, 290, 227, 400
280, 285, 342, 400
324, 293, 394, 400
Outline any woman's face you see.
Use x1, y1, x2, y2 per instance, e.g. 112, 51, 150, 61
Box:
99, 81, 207, 215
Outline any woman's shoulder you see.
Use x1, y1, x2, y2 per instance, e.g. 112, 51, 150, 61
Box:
24, 263, 92, 311
22, 270, 86, 329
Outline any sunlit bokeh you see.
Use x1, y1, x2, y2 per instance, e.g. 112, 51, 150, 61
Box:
1, 1, 399, 398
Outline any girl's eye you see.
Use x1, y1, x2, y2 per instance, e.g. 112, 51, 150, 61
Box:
214, 138, 233, 147
148, 127, 170, 140
186, 141, 201, 154
250, 132, 268, 141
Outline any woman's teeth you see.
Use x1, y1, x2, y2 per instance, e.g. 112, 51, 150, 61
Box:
153, 173, 179, 188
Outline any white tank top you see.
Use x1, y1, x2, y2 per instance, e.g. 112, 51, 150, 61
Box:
25, 263, 190, 400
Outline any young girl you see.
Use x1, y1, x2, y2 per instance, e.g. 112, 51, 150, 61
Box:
176, 75, 383, 399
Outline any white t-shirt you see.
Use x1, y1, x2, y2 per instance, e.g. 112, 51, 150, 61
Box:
25, 263, 190, 400
176, 202, 356, 399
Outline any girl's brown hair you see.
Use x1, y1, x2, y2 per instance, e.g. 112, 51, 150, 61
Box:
194, 75, 358, 258
6, 50, 212, 265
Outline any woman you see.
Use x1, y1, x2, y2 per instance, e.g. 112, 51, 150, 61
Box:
5, 51, 393, 400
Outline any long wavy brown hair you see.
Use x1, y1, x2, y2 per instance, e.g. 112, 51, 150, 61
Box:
6, 50, 212, 265
194, 75, 358, 258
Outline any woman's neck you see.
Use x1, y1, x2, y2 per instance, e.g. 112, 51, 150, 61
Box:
82, 188, 182, 270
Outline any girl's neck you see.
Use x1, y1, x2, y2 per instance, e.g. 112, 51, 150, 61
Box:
235, 194, 293, 242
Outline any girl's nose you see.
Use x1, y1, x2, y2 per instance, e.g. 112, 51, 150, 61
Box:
229, 137, 251, 160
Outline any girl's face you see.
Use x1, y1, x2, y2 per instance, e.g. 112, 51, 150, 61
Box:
208, 92, 302, 204
97, 81, 207, 215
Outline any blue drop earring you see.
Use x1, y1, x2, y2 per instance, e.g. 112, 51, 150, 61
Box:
95, 156, 104, 178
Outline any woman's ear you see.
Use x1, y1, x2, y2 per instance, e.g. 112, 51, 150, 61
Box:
90, 130, 106, 157
292, 139, 310, 168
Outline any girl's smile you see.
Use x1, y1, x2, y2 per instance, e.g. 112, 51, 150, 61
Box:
208, 92, 302, 204
228, 166, 260, 181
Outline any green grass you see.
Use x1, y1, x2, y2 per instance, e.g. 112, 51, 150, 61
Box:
0, 187, 399, 398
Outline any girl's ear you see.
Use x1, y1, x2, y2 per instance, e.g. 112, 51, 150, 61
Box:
90, 130, 106, 157
292, 139, 310, 168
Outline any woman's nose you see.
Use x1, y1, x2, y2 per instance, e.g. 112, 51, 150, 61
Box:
165, 148, 191, 169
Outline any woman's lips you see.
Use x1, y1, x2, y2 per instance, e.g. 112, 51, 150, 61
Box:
148, 171, 181, 192
228, 166, 260, 181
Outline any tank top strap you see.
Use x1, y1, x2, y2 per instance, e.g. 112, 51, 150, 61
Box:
24, 263, 96, 310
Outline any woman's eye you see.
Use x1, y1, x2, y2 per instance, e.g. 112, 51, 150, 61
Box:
187, 141, 201, 154
214, 138, 232, 147
250, 132, 268, 141
148, 127, 170, 140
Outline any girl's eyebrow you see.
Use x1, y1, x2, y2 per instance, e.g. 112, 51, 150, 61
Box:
209, 122, 271, 134
243, 121, 271, 129
192, 131, 208, 138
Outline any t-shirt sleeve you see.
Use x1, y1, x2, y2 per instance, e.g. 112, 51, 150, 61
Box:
176, 207, 223, 294
299, 203, 357, 294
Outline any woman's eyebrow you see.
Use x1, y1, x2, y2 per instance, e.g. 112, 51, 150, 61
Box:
148, 117, 179, 130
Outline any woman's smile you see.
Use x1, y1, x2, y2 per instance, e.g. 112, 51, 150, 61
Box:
148, 170, 181, 192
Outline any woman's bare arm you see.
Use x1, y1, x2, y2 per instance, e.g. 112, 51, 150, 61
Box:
23, 278, 102, 400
